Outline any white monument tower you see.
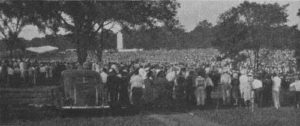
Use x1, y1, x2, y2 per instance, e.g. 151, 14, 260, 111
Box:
117, 32, 123, 50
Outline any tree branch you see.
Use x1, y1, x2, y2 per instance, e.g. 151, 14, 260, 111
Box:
0, 27, 8, 39
57, 12, 74, 30
15, 18, 22, 33
103, 21, 112, 26
94, 21, 104, 34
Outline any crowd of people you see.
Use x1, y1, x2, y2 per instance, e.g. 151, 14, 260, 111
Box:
89, 55, 300, 109
1, 49, 300, 110
0, 58, 73, 88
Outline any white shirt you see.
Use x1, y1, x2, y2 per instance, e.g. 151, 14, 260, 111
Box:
252, 79, 263, 89
95, 65, 101, 73
239, 75, 249, 90
19, 62, 26, 71
205, 67, 210, 74
130, 74, 144, 89
220, 73, 231, 85
184, 71, 190, 79
40, 66, 47, 73
7, 67, 14, 75
290, 81, 300, 91
272, 76, 281, 91
166, 71, 176, 82
92, 63, 101, 73
100, 72, 108, 84
138, 68, 147, 80
239, 75, 248, 84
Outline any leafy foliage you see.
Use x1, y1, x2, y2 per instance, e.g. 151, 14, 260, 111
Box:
213, 1, 290, 55
0, 0, 38, 56
28, 0, 180, 64
212, 1, 300, 70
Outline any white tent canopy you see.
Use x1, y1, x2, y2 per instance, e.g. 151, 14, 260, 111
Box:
26, 45, 58, 54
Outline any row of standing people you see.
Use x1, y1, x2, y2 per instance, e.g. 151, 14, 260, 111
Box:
95, 62, 300, 109
0, 59, 70, 87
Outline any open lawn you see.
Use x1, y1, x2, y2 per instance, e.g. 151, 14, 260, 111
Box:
4, 107, 298, 126
194, 107, 300, 126
20, 115, 165, 126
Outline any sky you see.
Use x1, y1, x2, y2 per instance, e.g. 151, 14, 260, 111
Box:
17, 0, 300, 40
177, 0, 300, 31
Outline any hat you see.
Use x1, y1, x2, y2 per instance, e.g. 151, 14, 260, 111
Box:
240, 69, 247, 75
248, 72, 253, 76
111, 64, 118, 70
145, 67, 150, 71
83, 62, 92, 69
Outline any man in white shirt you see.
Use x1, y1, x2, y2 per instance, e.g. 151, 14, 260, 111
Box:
289, 78, 300, 108
91, 62, 97, 72
205, 66, 210, 75
19, 60, 27, 80
138, 67, 147, 80
248, 74, 263, 107
166, 67, 177, 82
239, 69, 251, 106
129, 70, 144, 106
7, 65, 14, 87
271, 73, 281, 109
220, 71, 232, 105
194, 72, 206, 106
100, 68, 108, 84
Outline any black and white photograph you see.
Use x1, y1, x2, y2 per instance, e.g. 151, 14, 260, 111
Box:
0, 0, 300, 126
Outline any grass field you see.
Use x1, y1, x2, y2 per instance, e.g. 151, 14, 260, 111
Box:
20, 115, 165, 126
194, 107, 300, 126
3, 106, 298, 126
1, 87, 298, 126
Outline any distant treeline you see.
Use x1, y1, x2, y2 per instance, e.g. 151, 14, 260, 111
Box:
124, 20, 214, 49
0, 20, 298, 52
0, 20, 215, 51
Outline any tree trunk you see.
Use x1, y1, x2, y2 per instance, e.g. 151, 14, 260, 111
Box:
77, 47, 87, 65
96, 49, 102, 62
9, 49, 13, 58
94, 29, 104, 63
76, 36, 87, 65
254, 49, 259, 73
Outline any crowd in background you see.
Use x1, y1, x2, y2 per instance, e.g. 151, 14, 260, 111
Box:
1, 49, 300, 109
89, 55, 300, 109
0, 58, 71, 87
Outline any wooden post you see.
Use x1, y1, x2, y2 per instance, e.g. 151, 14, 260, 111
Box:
96, 87, 99, 105
74, 87, 76, 105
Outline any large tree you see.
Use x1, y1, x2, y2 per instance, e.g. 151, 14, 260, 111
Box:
0, 1, 37, 57
29, 0, 180, 64
213, 1, 291, 70
294, 9, 300, 70
188, 20, 215, 48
